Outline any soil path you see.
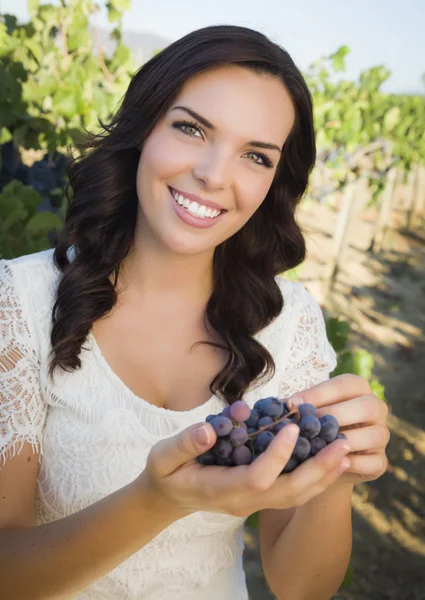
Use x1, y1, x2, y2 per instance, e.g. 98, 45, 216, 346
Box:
243, 194, 425, 600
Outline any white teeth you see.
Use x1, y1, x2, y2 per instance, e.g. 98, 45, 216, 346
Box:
170, 188, 222, 219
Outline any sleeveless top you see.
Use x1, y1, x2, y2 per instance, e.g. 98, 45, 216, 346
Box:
0, 248, 337, 600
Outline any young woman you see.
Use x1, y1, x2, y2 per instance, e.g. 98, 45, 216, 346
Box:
0, 24, 389, 600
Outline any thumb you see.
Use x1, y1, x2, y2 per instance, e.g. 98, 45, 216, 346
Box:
147, 422, 216, 478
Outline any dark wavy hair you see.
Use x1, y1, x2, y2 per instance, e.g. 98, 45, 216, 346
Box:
49, 24, 316, 405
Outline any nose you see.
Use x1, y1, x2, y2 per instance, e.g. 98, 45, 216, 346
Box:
192, 147, 232, 191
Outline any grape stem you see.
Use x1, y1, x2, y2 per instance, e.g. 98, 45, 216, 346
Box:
247, 407, 300, 440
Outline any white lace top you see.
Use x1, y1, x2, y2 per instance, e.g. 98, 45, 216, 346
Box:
0, 248, 337, 600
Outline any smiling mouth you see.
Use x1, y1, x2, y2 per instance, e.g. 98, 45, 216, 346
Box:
169, 187, 224, 219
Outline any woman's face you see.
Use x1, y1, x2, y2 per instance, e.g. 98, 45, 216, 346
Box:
135, 64, 296, 256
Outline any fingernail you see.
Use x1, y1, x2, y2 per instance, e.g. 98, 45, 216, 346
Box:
195, 425, 210, 447
285, 424, 299, 442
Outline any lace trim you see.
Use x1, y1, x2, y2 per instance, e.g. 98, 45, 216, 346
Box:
0, 260, 47, 467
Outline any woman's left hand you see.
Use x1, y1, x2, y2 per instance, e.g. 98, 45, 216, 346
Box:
286, 374, 390, 486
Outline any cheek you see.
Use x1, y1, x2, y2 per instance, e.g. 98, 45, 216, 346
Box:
139, 132, 194, 183
237, 175, 272, 214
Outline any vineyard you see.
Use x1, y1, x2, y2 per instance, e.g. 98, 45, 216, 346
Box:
1, 1, 424, 599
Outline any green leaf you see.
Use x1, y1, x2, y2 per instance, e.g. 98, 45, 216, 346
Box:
27, 0, 40, 14
110, 0, 132, 10
283, 263, 304, 282
26, 211, 62, 234
53, 88, 79, 119
352, 349, 374, 380
107, 4, 122, 23
0, 127, 12, 143
370, 379, 386, 403
340, 563, 353, 588
245, 511, 259, 530
109, 41, 131, 71
329, 45, 350, 73
383, 106, 401, 132
325, 317, 350, 353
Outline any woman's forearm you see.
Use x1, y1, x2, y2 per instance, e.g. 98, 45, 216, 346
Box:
262, 482, 354, 600
0, 473, 186, 600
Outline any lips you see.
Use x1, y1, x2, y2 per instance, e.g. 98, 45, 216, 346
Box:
168, 186, 227, 212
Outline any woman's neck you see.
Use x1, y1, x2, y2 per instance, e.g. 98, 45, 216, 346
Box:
117, 240, 215, 309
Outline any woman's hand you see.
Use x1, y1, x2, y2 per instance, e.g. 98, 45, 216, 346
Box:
139, 416, 351, 519
287, 373, 390, 486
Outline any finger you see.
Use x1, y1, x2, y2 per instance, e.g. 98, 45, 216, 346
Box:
342, 423, 390, 453
247, 424, 300, 490
286, 374, 372, 409
316, 395, 388, 427
147, 422, 217, 478
261, 438, 350, 508
345, 452, 388, 480
296, 457, 351, 505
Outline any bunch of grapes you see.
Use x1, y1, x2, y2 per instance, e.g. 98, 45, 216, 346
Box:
197, 397, 346, 473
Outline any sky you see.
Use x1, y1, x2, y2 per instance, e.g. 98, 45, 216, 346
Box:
1, 0, 424, 94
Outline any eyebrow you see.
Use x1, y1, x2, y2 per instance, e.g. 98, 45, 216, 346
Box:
171, 105, 282, 153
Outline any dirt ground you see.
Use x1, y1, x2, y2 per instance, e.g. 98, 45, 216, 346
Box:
242, 186, 425, 599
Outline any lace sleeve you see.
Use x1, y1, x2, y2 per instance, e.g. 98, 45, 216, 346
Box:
0, 259, 47, 468
278, 282, 337, 399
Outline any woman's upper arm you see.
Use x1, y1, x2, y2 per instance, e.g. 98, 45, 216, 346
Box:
0, 441, 40, 529
259, 280, 337, 557
258, 507, 297, 560
0, 259, 47, 529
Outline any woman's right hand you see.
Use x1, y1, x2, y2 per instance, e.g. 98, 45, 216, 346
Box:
139, 421, 351, 519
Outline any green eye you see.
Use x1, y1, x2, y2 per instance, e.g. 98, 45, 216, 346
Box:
246, 151, 273, 169
172, 120, 204, 139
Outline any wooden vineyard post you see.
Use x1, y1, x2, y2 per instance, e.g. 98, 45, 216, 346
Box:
404, 163, 420, 229
369, 167, 398, 254
412, 165, 425, 230
322, 177, 361, 303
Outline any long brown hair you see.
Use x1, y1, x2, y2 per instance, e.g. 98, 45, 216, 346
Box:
50, 24, 315, 404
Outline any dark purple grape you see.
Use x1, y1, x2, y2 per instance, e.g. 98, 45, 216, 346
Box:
247, 427, 257, 435
221, 406, 232, 419
232, 445, 252, 465
310, 437, 327, 455
261, 397, 284, 418
214, 439, 233, 458
319, 415, 339, 428
206, 414, 216, 423
211, 416, 233, 437
229, 400, 251, 423
258, 416, 274, 428
230, 427, 249, 447
281, 401, 289, 415
282, 455, 299, 473
254, 431, 275, 453
319, 421, 339, 443
253, 398, 265, 412
293, 436, 311, 461
239, 421, 248, 431
197, 450, 217, 465
298, 403, 317, 418
299, 415, 321, 440
336, 432, 347, 440
274, 420, 290, 434
216, 456, 233, 466
245, 409, 261, 428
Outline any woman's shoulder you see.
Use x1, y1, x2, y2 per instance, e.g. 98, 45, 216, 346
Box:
0, 248, 59, 288
1, 247, 56, 269
274, 274, 318, 314
0, 248, 60, 339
